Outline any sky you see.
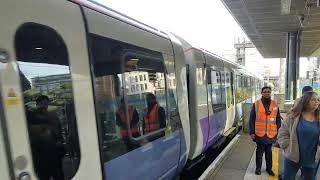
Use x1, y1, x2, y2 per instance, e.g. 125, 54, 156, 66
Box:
95, 0, 246, 54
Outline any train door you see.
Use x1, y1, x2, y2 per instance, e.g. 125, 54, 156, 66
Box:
223, 69, 236, 135
205, 68, 227, 148
234, 72, 244, 128
82, 4, 181, 180
0, 1, 102, 179
204, 56, 226, 149
0, 86, 14, 180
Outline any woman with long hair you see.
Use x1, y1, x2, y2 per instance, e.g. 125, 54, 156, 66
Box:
277, 91, 320, 180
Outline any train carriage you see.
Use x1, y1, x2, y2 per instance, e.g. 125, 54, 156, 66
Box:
0, 0, 261, 179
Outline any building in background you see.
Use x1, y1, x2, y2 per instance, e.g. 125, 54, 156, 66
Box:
279, 58, 286, 94
32, 74, 71, 94
234, 38, 255, 66
302, 57, 320, 93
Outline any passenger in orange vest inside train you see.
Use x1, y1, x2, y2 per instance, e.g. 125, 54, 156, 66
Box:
116, 99, 140, 151
249, 86, 281, 176
143, 93, 166, 139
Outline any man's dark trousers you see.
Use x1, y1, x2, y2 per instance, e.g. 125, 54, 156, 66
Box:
256, 142, 272, 171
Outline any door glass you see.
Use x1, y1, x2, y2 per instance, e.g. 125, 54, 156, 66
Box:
210, 70, 224, 111
89, 33, 170, 163
15, 23, 80, 180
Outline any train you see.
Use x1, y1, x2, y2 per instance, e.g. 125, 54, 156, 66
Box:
0, 0, 262, 180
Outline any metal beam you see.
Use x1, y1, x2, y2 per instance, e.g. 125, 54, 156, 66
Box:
285, 31, 300, 100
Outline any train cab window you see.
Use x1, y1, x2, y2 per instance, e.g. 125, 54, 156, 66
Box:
15, 23, 80, 180
89, 34, 169, 162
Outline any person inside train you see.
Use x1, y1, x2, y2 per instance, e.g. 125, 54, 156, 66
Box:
277, 92, 320, 180
116, 98, 140, 151
143, 93, 166, 138
26, 95, 65, 180
249, 86, 281, 176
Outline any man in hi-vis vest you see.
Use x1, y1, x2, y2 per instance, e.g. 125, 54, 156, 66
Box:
249, 86, 281, 176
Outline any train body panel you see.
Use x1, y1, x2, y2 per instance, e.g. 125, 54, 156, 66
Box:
104, 131, 181, 180
83, 7, 173, 56
166, 33, 190, 171
184, 48, 207, 159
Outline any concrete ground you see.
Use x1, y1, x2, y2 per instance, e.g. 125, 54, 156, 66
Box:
200, 133, 320, 180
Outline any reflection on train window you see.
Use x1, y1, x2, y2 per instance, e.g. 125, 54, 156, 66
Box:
124, 57, 167, 138
15, 23, 80, 180
89, 34, 169, 162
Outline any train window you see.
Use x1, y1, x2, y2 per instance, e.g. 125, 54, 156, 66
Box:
225, 71, 231, 107
236, 75, 241, 87
15, 23, 80, 180
207, 69, 224, 111
246, 77, 248, 87
241, 76, 245, 87
225, 72, 230, 83
236, 75, 242, 103
230, 72, 235, 105
186, 64, 191, 104
89, 34, 169, 162
220, 72, 226, 104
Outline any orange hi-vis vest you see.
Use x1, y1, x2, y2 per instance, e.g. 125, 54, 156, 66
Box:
117, 106, 139, 137
254, 99, 278, 138
144, 104, 160, 133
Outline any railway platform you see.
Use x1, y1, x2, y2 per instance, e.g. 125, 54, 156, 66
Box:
199, 128, 320, 180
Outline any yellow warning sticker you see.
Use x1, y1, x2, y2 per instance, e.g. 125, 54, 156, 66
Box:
5, 88, 21, 107
5, 98, 21, 107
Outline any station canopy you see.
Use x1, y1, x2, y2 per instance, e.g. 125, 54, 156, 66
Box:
221, 0, 320, 58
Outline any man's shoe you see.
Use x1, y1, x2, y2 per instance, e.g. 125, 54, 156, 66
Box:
267, 169, 275, 176
255, 170, 261, 175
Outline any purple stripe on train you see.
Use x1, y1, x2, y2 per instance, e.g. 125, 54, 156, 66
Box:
199, 110, 227, 152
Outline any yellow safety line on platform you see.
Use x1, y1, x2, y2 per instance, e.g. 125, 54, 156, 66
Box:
269, 147, 279, 180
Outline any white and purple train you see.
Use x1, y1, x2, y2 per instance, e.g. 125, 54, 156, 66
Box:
0, 0, 262, 180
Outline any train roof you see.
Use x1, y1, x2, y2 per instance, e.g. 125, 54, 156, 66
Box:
176, 36, 262, 79
199, 48, 260, 78
70, 0, 169, 39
